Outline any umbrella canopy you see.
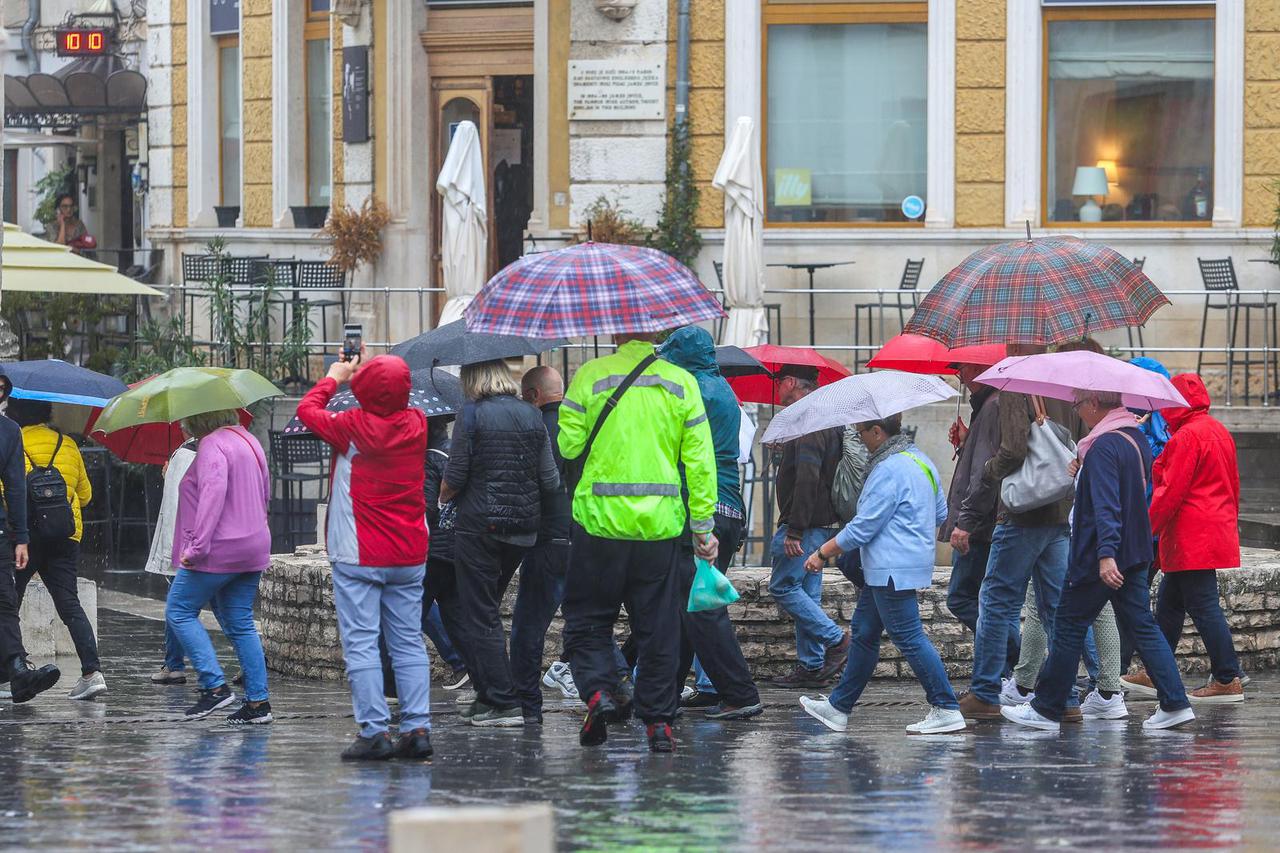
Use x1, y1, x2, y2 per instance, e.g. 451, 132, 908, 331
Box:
903, 236, 1168, 347
95, 367, 281, 432
464, 241, 725, 339
390, 319, 566, 369
728, 344, 850, 405
0, 359, 127, 406
87, 404, 253, 465
714, 345, 770, 378
436, 121, 488, 326
1, 222, 163, 296
761, 371, 958, 445
866, 334, 1007, 375
975, 351, 1188, 411
713, 116, 768, 349
281, 367, 462, 437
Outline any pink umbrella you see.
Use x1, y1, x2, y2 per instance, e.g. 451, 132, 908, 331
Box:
975, 351, 1188, 411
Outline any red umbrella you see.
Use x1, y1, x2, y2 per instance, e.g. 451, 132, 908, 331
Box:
728, 345, 851, 405
85, 380, 253, 464
867, 334, 1007, 375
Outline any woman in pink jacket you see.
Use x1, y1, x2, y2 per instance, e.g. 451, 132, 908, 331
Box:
165, 410, 273, 725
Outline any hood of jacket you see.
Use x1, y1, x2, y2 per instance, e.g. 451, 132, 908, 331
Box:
351, 355, 411, 416
1161, 373, 1212, 433
660, 326, 719, 376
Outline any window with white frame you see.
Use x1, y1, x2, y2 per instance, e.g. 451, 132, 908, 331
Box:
218, 35, 242, 208
304, 1, 332, 207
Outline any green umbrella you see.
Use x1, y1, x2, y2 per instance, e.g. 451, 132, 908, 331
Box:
95, 367, 281, 432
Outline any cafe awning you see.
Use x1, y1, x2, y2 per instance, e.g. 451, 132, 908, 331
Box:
2, 223, 163, 297
4, 55, 147, 129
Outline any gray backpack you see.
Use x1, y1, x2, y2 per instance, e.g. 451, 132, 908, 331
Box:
830, 426, 869, 523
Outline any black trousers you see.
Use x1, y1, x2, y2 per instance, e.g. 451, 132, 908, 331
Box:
0, 533, 25, 667
563, 525, 683, 725
14, 539, 99, 676
677, 514, 759, 708
453, 531, 526, 710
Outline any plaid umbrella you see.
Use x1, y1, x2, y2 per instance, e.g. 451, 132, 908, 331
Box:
463, 242, 725, 338
903, 236, 1169, 347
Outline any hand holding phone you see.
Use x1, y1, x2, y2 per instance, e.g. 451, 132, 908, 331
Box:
342, 323, 363, 364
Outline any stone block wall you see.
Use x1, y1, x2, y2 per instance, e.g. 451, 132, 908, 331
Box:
259, 546, 1280, 682
20, 578, 97, 659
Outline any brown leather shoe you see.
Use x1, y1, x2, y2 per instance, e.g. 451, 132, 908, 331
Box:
1061, 706, 1083, 723
958, 691, 1003, 720
1189, 677, 1244, 704
814, 632, 852, 682
1121, 670, 1158, 698
769, 664, 824, 688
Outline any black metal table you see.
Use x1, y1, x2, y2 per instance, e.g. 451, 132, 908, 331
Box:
766, 261, 856, 345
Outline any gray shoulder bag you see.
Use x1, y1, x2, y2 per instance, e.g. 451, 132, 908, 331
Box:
1000, 396, 1078, 513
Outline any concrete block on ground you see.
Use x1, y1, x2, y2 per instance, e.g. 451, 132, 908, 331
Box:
389, 805, 554, 853
19, 578, 97, 658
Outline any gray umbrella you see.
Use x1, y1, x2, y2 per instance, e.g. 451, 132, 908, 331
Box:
391, 319, 567, 369
281, 367, 462, 437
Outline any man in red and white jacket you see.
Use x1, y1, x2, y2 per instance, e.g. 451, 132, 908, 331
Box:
297, 353, 433, 762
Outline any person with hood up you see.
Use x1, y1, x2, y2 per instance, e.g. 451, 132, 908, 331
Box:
1122, 373, 1246, 704
297, 351, 432, 761
659, 326, 763, 720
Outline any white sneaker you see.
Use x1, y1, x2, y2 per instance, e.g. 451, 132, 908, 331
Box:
799, 695, 848, 733
680, 684, 697, 701
1080, 690, 1129, 720
541, 661, 579, 699
906, 707, 967, 735
1143, 706, 1195, 731
69, 672, 107, 701
1000, 702, 1060, 732
1000, 677, 1031, 707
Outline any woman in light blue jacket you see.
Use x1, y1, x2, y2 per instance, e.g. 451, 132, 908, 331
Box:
796, 413, 964, 736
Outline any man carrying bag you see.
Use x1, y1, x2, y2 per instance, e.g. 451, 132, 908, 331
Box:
559, 332, 719, 753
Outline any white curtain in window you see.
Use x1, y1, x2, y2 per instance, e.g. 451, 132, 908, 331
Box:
1048, 19, 1213, 81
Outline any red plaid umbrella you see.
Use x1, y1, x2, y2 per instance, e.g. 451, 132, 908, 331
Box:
903, 236, 1169, 347
728, 344, 851, 405
463, 242, 725, 338
867, 334, 1007, 375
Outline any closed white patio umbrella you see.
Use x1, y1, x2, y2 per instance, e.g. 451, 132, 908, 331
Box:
435, 121, 488, 327
712, 116, 768, 349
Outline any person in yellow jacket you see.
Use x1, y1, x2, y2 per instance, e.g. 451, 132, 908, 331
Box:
558, 333, 719, 753
6, 398, 105, 700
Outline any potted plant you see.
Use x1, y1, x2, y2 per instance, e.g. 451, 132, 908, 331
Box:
320, 197, 391, 274
214, 205, 240, 228
290, 205, 330, 229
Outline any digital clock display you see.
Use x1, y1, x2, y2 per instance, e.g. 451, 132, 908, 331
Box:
56, 29, 110, 57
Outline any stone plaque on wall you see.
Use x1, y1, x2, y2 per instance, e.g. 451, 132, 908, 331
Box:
568, 60, 665, 121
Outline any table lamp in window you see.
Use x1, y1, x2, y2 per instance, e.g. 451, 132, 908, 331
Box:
1072, 166, 1109, 223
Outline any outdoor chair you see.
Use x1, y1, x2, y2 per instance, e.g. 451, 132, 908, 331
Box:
112, 462, 157, 565
79, 446, 114, 559
1127, 258, 1148, 356
1197, 257, 1279, 405
853, 258, 924, 370
269, 431, 329, 553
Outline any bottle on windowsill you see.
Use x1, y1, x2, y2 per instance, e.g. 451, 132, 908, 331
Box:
1191, 168, 1210, 220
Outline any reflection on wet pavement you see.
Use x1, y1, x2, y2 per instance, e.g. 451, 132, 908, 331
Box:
0, 611, 1274, 850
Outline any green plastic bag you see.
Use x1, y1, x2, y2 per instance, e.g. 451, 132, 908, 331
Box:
687, 558, 740, 612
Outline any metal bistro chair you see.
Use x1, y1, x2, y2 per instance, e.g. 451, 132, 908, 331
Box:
79, 445, 114, 559
713, 259, 783, 346
1127, 258, 1148, 357
112, 461, 158, 565
1197, 257, 1280, 405
853, 258, 924, 370
270, 430, 329, 553
181, 252, 224, 339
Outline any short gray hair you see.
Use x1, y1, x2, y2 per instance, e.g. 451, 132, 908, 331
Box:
1073, 390, 1123, 410
180, 408, 241, 438
856, 413, 902, 436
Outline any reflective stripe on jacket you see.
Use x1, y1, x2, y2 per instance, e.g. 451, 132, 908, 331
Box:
559, 340, 717, 541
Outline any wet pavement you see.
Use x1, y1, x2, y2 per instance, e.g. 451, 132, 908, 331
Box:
2, 609, 1278, 851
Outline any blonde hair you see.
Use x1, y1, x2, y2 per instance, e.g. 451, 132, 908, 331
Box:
180, 408, 240, 438
460, 359, 519, 401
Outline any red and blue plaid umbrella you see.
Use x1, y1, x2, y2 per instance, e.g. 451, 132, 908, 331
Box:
464, 242, 725, 338
903, 236, 1169, 348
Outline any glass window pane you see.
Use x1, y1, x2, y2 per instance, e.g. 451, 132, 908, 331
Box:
1046, 18, 1214, 223
766, 23, 927, 224
307, 37, 332, 207
219, 43, 241, 208
310, 0, 330, 12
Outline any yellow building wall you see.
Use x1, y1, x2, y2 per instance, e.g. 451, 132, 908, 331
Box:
1244, 1, 1280, 227
241, 0, 273, 227
331, 20, 345, 210
171, 0, 187, 229
669, 0, 726, 230
954, 0, 1006, 228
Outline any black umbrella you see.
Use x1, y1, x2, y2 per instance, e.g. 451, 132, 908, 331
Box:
391, 319, 567, 369
715, 345, 771, 378
282, 368, 462, 437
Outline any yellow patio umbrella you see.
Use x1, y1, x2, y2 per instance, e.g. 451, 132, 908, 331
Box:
1, 221, 163, 296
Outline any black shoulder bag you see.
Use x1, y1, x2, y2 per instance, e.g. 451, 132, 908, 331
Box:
564, 354, 658, 495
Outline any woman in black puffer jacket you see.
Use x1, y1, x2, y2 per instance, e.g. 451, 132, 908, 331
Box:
440, 359, 559, 727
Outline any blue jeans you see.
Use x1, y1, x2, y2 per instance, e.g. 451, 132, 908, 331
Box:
1156, 569, 1242, 685
332, 562, 431, 737
768, 526, 844, 670
424, 603, 465, 672
1033, 564, 1191, 720
946, 541, 1021, 677
166, 570, 269, 702
831, 582, 958, 713
692, 658, 714, 694
971, 523, 1069, 704
510, 539, 569, 718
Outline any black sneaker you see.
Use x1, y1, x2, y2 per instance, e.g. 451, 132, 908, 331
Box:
225, 701, 273, 725
680, 690, 721, 709
611, 677, 635, 722
704, 702, 764, 721
185, 685, 236, 720
342, 732, 395, 761
769, 664, 824, 689
460, 699, 492, 721
647, 722, 676, 753
395, 728, 434, 761
8, 658, 60, 704
441, 670, 470, 691
580, 690, 617, 747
